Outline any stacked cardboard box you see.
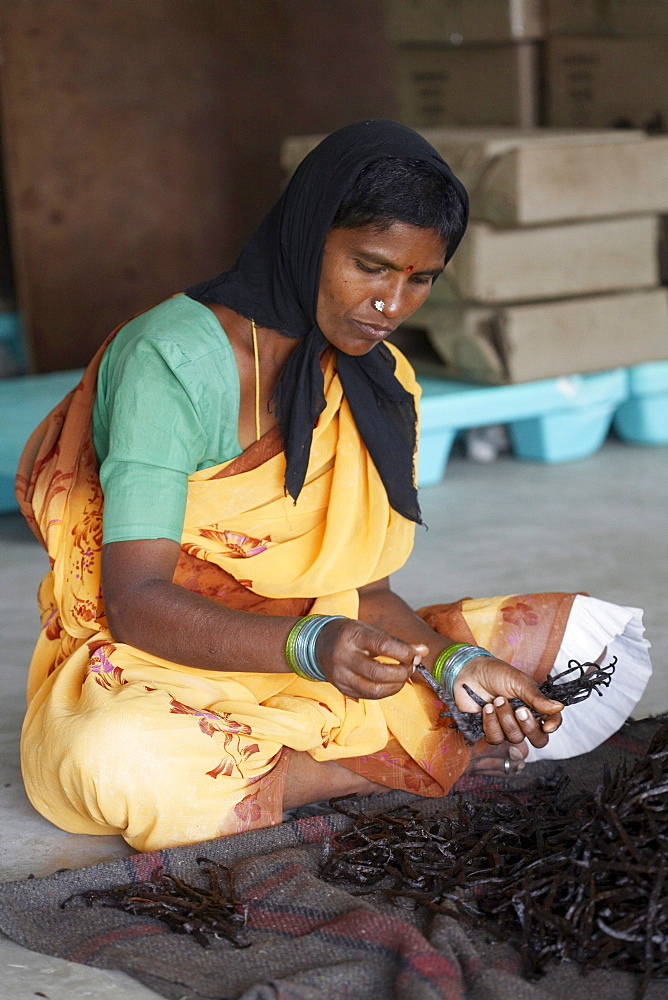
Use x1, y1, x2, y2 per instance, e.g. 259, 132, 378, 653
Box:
542, 1, 668, 320
282, 127, 668, 384
401, 128, 668, 382
386, 2, 668, 132
385, 0, 545, 128
385, 0, 545, 42
546, 0, 668, 37
544, 0, 668, 129
400, 128, 668, 382
546, 35, 668, 130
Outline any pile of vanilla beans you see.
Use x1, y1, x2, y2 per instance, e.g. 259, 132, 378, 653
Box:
61, 858, 251, 949
320, 722, 668, 996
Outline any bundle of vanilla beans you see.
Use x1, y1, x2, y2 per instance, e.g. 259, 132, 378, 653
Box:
415, 657, 617, 744
320, 722, 668, 996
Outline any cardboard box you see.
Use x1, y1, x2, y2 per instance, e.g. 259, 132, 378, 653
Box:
660, 215, 668, 285
612, 0, 668, 35
394, 42, 541, 127
546, 0, 611, 34
396, 287, 668, 383
281, 128, 668, 226
546, 0, 668, 36
385, 0, 545, 44
417, 128, 668, 226
546, 36, 668, 130
416, 129, 668, 226
438, 215, 660, 303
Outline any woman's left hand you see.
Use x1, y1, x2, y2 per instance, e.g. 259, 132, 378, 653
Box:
453, 656, 564, 749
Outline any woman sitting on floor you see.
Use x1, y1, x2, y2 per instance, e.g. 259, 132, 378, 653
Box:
17, 120, 651, 852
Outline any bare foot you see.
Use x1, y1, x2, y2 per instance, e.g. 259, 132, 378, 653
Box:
464, 739, 528, 777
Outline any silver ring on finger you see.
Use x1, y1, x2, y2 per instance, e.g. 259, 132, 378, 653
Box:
503, 756, 512, 774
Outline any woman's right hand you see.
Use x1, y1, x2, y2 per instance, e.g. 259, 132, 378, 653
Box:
315, 618, 427, 699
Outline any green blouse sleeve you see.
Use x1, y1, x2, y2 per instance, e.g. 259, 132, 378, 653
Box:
93, 298, 241, 544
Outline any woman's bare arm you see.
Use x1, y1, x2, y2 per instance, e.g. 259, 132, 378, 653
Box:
102, 538, 297, 672
101, 539, 422, 696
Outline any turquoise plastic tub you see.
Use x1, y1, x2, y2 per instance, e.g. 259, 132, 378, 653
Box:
0, 369, 84, 513
418, 369, 628, 487
0, 312, 27, 375
613, 361, 668, 446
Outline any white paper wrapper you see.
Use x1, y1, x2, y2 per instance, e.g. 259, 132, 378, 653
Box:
525, 595, 652, 762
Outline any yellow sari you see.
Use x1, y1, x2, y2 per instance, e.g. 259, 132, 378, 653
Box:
16, 335, 574, 851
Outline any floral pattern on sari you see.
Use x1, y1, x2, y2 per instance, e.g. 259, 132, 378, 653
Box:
500, 596, 540, 667
43, 606, 62, 642
86, 641, 126, 690
234, 785, 265, 830
42, 437, 107, 633
173, 548, 313, 618
168, 699, 253, 738
197, 528, 271, 558
168, 699, 260, 780
205, 758, 236, 780
232, 753, 289, 834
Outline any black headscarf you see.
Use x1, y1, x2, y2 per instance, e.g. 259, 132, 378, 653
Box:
186, 119, 469, 524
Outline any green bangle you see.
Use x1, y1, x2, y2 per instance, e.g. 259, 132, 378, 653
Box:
433, 642, 494, 699
285, 615, 321, 679
432, 643, 468, 684
285, 614, 346, 682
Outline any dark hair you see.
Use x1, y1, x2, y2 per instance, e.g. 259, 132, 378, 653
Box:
331, 157, 467, 253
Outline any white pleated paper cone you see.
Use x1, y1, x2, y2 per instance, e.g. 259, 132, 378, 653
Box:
525, 595, 652, 762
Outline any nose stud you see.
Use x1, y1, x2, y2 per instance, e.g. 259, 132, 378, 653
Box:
374, 300, 385, 313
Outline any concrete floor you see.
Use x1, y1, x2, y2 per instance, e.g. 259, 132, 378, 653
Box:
1, 437, 667, 998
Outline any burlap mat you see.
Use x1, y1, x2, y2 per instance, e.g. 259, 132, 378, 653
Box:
0, 719, 665, 1000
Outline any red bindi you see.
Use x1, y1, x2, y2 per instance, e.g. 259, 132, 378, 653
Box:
405, 265, 414, 274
